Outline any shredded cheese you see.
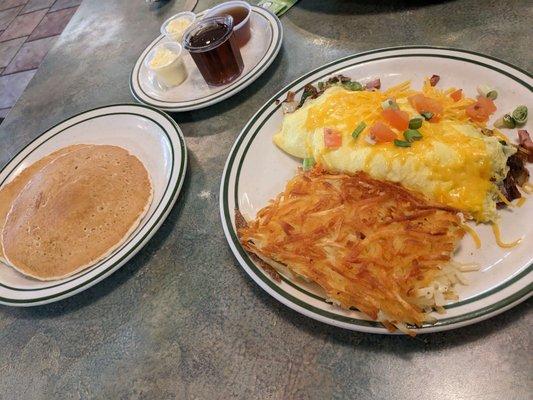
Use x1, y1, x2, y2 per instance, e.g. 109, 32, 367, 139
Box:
491, 223, 521, 248
460, 222, 481, 249
495, 187, 513, 207
523, 183, 533, 194
492, 128, 510, 142
516, 197, 526, 207
421, 78, 475, 123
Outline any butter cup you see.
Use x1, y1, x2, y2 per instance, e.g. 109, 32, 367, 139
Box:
145, 42, 188, 88
161, 12, 196, 42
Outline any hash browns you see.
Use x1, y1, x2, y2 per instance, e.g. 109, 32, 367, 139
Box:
238, 167, 465, 331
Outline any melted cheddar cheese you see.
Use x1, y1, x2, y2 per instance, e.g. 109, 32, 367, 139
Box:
274, 81, 515, 222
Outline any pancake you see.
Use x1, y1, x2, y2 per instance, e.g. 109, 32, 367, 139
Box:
1, 145, 152, 281
0, 144, 92, 263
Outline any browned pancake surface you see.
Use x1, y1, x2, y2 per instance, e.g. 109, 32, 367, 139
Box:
2, 145, 152, 280
0, 144, 91, 262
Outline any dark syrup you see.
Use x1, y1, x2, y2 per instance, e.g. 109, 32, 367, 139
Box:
222, 6, 248, 26
187, 22, 243, 86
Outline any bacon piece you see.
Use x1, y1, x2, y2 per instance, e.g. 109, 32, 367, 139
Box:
298, 84, 319, 107
365, 78, 381, 90
499, 151, 530, 207
429, 75, 440, 86
281, 91, 298, 114
507, 152, 529, 186
500, 174, 521, 205
284, 91, 295, 103
517, 130, 533, 162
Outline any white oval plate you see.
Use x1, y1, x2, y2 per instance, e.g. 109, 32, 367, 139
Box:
0, 104, 187, 306
130, 6, 283, 112
220, 46, 533, 334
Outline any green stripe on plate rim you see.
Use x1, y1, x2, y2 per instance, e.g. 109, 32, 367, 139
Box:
0, 104, 187, 304
234, 53, 532, 310
222, 46, 532, 330
129, 6, 282, 110
0, 112, 173, 291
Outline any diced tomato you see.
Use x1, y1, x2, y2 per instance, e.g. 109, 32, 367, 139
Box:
450, 89, 463, 102
466, 103, 490, 122
324, 127, 342, 148
466, 96, 497, 123
382, 108, 409, 131
370, 122, 396, 143
408, 94, 443, 122
476, 95, 497, 113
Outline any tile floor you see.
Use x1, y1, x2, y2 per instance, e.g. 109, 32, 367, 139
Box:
0, 0, 80, 122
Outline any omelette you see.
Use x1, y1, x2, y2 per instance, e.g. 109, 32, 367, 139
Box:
273, 79, 516, 222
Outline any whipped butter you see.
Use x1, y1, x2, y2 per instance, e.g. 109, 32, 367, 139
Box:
147, 44, 187, 87
167, 18, 192, 40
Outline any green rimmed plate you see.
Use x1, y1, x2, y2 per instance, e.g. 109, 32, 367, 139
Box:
220, 46, 533, 334
130, 6, 283, 112
0, 104, 187, 306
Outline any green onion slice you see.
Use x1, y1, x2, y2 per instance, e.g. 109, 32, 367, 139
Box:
486, 90, 498, 100
494, 118, 504, 129
403, 129, 423, 142
352, 122, 366, 139
504, 114, 517, 128
343, 81, 363, 91
512, 105, 528, 125
477, 85, 498, 100
302, 157, 315, 171
502, 114, 517, 129
421, 111, 434, 120
394, 139, 411, 148
494, 115, 515, 129
408, 117, 423, 129
381, 98, 399, 110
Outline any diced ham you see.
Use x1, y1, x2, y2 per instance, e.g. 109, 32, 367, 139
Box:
429, 75, 440, 86
365, 78, 381, 90
518, 130, 533, 162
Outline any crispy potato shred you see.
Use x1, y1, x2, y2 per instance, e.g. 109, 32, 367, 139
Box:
238, 167, 465, 331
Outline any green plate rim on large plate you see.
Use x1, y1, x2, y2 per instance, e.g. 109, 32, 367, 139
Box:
219, 46, 533, 334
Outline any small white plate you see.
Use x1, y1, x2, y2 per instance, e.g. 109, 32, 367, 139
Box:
130, 6, 283, 112
220, 46, 533, 334
0, 104, 187, 306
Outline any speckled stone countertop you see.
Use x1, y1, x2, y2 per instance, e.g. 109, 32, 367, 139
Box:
0, 0, 531, 399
